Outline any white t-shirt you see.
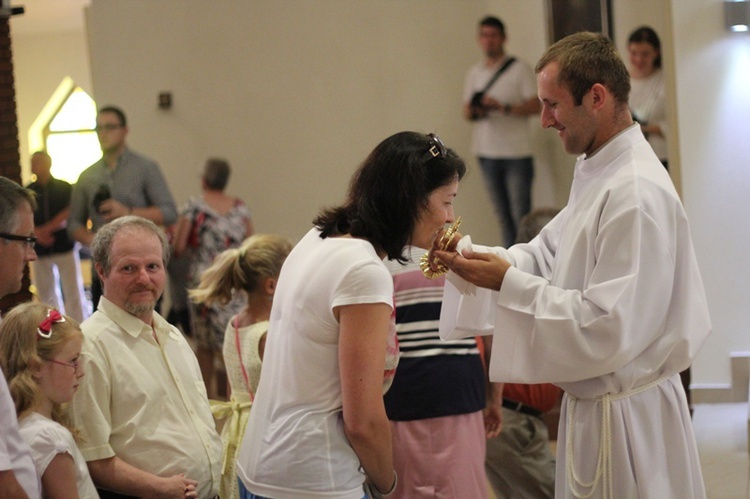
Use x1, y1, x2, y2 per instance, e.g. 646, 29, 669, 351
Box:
237, 228, 396, 499
0, 370, 40, 498
19, 412, 98, 499
630, 68, 668, 161
463, 57, 538, 159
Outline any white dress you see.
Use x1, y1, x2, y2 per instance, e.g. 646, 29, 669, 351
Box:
19, 412, 98, 499
440, 125, 711, 498
630, 68, 668, 161
210, 319, 267, 499
0, 370, 40, 498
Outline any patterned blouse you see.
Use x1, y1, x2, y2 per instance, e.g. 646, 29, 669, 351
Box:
181, 195, 252, 349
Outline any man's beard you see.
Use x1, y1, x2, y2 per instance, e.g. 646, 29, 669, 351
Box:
125, 295, 157, 317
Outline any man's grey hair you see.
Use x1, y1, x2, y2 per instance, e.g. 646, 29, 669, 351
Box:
0, 177, 36, 234
92, 215, 170, 275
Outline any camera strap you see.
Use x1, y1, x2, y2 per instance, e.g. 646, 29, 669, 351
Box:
480, 56, 516, 95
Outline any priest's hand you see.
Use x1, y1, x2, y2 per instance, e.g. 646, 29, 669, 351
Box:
434, 248, 510, 291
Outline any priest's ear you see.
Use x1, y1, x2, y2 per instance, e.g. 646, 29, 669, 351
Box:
588, 83, 608, 111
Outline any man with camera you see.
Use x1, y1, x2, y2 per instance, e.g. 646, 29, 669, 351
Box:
463, 16, 540, 246
68, 106, 177, 310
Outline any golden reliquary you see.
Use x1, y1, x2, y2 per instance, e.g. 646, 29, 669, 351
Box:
419, 217, 462, 279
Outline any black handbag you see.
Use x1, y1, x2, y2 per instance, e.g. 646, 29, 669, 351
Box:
469, 57, 516, 120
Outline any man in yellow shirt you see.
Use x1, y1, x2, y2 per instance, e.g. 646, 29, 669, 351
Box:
71, 216, 221, 499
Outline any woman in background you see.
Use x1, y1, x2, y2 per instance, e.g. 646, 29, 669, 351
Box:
190, 234, 292, 499
173, 158, 254, 399
628, 26, 669, 169
236, 131, 466, 499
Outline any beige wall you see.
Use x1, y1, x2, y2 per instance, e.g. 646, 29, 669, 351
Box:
11, 29, 93, 179
11, 0, 750, 390
671, 0, 750, 389
84, 0, 536, 246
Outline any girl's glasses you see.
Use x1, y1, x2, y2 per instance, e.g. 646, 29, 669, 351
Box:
44, 357, 84, 373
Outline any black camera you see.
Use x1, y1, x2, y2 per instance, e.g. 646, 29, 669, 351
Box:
469, 91, 487, 121
92, 184, 112, 215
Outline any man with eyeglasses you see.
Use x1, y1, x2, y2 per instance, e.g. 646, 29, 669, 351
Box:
68, 106, 177, 310
0, 176, 41, 498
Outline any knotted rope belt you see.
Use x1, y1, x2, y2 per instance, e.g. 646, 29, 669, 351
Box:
565, 376, 668, 499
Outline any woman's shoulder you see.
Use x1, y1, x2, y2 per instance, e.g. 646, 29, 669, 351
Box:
230, 198, 252, 216
245, 320, 269, 338
181, 195, 208, 214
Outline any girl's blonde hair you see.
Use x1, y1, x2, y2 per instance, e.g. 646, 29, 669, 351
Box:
0, 302, 83, 435
190, 234, 293, 306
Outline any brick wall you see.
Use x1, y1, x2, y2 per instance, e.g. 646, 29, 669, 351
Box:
0, 15, 33, 314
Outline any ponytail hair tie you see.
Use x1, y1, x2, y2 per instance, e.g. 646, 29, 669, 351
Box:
37, 309, 65, 339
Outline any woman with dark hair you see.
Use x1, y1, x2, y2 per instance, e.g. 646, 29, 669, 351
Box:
627, 26, 669, 168
236, 131, 466, 499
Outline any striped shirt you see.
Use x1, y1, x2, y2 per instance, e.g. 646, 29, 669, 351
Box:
384, 247, 485, 421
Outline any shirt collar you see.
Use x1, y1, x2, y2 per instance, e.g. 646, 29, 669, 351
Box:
98, 296, 177, 341
577, 123, 644, 176
97, 147, 132, 171
584, 123, 640, 160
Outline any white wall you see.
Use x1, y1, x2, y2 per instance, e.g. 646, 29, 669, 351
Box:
671, 0, 750, 388
11, 0, 750, 390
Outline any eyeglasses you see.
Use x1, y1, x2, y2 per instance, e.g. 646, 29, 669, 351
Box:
44, 357, 84, 373
425, 133, 447, 160
0, 232, 37, 250
95, 124, 124, 132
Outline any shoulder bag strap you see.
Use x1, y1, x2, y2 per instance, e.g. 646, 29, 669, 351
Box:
481, 56, 516, 94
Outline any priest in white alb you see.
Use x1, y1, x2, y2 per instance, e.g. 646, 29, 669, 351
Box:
433, 32, 711, 499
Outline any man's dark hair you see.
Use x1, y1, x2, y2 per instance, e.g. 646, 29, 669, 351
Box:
98, 106, 127, 127
314, 131, 466, 262
479, 16, 505, 36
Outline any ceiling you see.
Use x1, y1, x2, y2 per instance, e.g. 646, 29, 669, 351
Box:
7, 0, 90, 36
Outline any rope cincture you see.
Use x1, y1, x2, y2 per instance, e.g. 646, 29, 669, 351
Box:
565, 377, 667, 498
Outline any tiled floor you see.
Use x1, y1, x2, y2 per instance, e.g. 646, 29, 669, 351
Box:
693, 403, 749, 498
488, 403, 748, 498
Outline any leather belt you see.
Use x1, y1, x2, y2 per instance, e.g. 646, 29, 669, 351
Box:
502, 397, 542, 419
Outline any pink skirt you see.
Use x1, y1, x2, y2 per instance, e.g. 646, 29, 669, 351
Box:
389, 411, 488, 499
